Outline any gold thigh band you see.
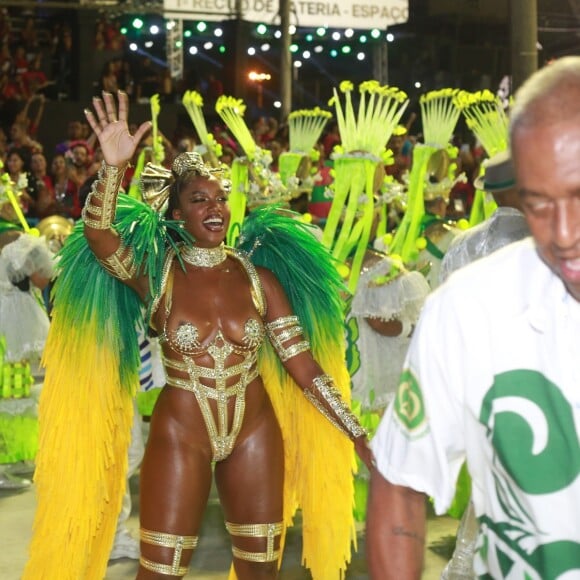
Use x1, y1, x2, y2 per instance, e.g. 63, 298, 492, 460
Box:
139, 528, 198, 576
225, 521, 283, 563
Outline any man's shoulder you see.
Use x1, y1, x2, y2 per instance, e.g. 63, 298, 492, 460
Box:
434, 238, 540, 310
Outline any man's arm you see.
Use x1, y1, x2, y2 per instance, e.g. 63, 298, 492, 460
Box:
366, 467, 427, 579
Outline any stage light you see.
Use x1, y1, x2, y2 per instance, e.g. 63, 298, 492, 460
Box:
248, 71, 271, 81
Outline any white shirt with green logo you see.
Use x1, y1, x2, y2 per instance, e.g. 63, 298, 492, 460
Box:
372, 238, 580, 579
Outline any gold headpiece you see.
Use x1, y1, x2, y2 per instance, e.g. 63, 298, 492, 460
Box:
139, 152, 231, 212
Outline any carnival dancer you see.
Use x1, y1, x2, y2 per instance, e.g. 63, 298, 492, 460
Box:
348, 248, 430, 415
390, 89, 466, 290
24, 90, 371, 580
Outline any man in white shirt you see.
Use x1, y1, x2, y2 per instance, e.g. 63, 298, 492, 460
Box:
366, 56, 580, 579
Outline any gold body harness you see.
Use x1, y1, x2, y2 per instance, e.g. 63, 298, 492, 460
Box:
154, 247, 267, 462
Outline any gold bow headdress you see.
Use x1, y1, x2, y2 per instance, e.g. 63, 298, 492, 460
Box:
139, 152, 231, 213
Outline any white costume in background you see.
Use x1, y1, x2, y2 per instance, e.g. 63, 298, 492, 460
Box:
0, 234, 53, 364
0, 233, 53, 489
440, 207, 529, 284
349, 256, 430, 411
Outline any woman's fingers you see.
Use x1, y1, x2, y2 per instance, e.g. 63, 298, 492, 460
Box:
102, 91, 118, 122
83, 108, 100, 135
117, 90, 129, 123
91, 95, 108, 129
133, 120, 153, 144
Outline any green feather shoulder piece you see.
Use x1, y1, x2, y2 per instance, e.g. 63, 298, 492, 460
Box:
236, 205, 346, 349
51, 194, 190, 389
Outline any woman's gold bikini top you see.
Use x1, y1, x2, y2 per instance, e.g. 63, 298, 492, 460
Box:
152, 247, 267, 461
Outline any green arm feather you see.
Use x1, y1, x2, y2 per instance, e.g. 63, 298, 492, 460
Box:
52, 195, 191, 390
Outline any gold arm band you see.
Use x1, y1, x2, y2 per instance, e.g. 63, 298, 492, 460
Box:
305, 374, 368, 440
82, 161, 127, 230
265, 315, 310, 362
226, 521, 283, 563
97, 240, 137, 280
140, 528, 198, 576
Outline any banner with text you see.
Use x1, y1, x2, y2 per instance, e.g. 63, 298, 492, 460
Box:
163, 0, 409, 29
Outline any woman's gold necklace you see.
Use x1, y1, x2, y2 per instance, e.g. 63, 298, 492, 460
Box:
181, 243, 227, 268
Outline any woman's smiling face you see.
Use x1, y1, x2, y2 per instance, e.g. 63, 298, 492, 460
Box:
172, 175, 230, 247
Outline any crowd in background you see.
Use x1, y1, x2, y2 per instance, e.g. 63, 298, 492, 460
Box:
0, 6, 487, 231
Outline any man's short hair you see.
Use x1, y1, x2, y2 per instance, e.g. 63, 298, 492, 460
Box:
510, 56, 580, 140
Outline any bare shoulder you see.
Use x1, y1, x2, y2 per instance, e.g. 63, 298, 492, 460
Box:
254, 265, 290, 317
255, 265, 280, 291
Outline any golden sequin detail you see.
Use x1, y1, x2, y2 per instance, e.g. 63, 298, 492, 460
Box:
156, 247, 267, 462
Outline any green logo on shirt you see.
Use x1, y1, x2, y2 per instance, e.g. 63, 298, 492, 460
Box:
394, 369, 426, 432
477, 369, 580, 577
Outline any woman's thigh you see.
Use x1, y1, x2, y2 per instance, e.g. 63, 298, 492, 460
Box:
214, 406, 285, 578
138, 414, 213, 576
215, 406, 284, 522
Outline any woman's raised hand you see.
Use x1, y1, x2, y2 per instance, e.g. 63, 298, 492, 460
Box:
84, 90, 151, 169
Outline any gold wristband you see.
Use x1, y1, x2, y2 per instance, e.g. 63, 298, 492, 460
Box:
97, 240, 137, 280
82, 161, 127, 230
305, 374, 367, 440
